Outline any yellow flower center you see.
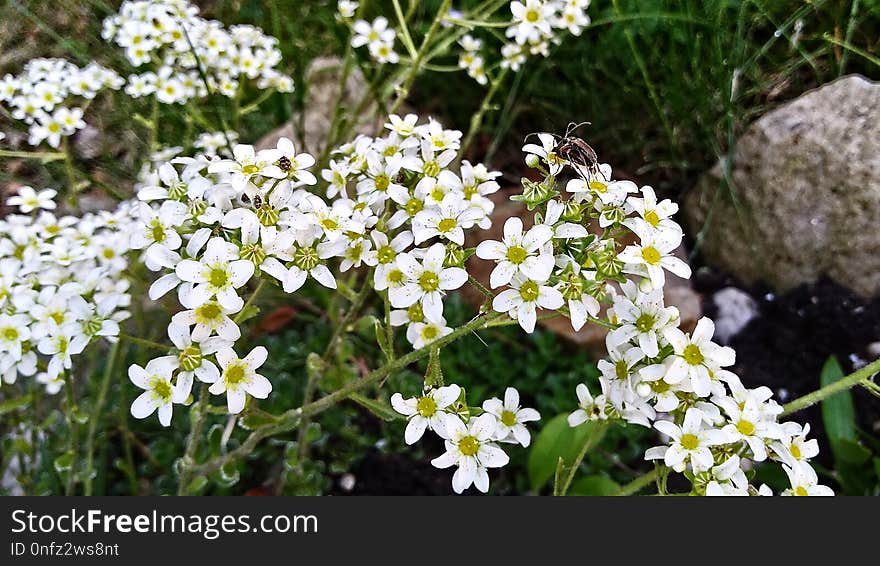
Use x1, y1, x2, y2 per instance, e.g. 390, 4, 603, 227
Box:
405, 198, 424, 216
3, 327, 19, 341
589, 180, 608, 193
615, 360, 629, 380
501, 410, 517, 427
149, 377, 172, 402
683, 344, 704, 366
387, 268, 405, 285
736, 420, 756, 436
423, 160, 440, 177
635, 313, 654, 333
418, 271, 440, 292
644, 210, 660, 227
790, 444, 802, 460
506, 245, 528, 264
208, 267, 229, 288
241, 164, 260, 176
641, 246, 661, 265
519, 280, 540, 302
374, 174, 390, 191
421, 325, 440, 341
416, 396, 437, 417
680, 433, 699, 451
459, 435, 480, 456
438, 218, 457, 233
224, 363, 247, 388
195, 302, 222, 323
525, 9, 540, 23
377, 245, 396, 264
795, 486, 808, 496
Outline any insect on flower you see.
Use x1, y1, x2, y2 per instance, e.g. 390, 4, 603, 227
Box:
526, 121, 602, 182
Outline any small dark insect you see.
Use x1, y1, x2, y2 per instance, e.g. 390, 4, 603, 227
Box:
251, 193, 263, 209
277, 156, 292, 172
526, 122, 604, 182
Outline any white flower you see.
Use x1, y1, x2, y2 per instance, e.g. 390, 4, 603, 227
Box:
772, 423, 820, 467
617, 219, 691, 289
476, 216, 554, 288
274, 137, 317, 185
645, 408, 730, 473
715, 397, 782, 461
128, 356, 184, 427
522, 132, 564, 175
351, 17, 394, 48
412, 193, 482, 245
508, 0, 554, 45
606, 282, 679, 357
391, 384, 461, 444
210, 346, 272, 414
175, 237, 254, 311
431, 413, 510, 493
624, 186, 682, 241
663, 317, 735, 397
167, 322, 230, 391
568, 382, 608, 426
172, 298, 241, 342
406, 319, 453, 349
7, 186, 57, 213
482, 387, 540, 446
207, 144, 285, 193
781, 462, 833, 496
492, 274, 564, 333
388, 243, 467, 323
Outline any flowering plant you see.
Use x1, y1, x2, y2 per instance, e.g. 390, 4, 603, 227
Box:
1, 0, 875, 497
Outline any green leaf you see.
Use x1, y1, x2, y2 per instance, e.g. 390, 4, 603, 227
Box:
0, 394, 31, 416
528, 414, 606, 491
820, 356, 858, 462
239, 410, 280, 430
374, 319, 392, 359
835, 439, 871, 465
569, 475, 621, 496
348, 393, 402, 422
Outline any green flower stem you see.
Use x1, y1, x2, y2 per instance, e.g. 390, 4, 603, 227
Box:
234, 279, 267, 324
177, 383, 210, 495
63, 372, 80, 495
295, 276, 373, 463
119, 333, 170, 352
391, 0, 418, 59
188, 310, 505, 478
83, 341, 121, 496
0, 149, 66, 162
615, 468, 658, 496
388, 0, 453, 116
555, 421, 610, 496
781, 357, 880, 417
383, 292, 395, 362
467, 275, 494, 301
459, 67, 509, 157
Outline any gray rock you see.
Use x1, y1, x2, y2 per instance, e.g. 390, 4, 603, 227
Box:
712, 287, 759, 345
685, 75, 880, 297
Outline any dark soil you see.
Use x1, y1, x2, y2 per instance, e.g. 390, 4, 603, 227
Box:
695, 270, 880, 464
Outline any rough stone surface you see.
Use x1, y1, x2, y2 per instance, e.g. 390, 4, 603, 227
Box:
685, 75, 880, 297
463, 193, 702, 358
256, 56, 384, 154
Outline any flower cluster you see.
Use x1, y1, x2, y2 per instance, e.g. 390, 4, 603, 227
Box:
338, 1, 590, 84
1, 188, 134, 392
494, 130, 828, 495
392, 385, 539, 493
459, 0, 591, 82
102, 0, 294, 103
128, 114, 495, 424
0, 58, 123, 147
322, 114, 500, 347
